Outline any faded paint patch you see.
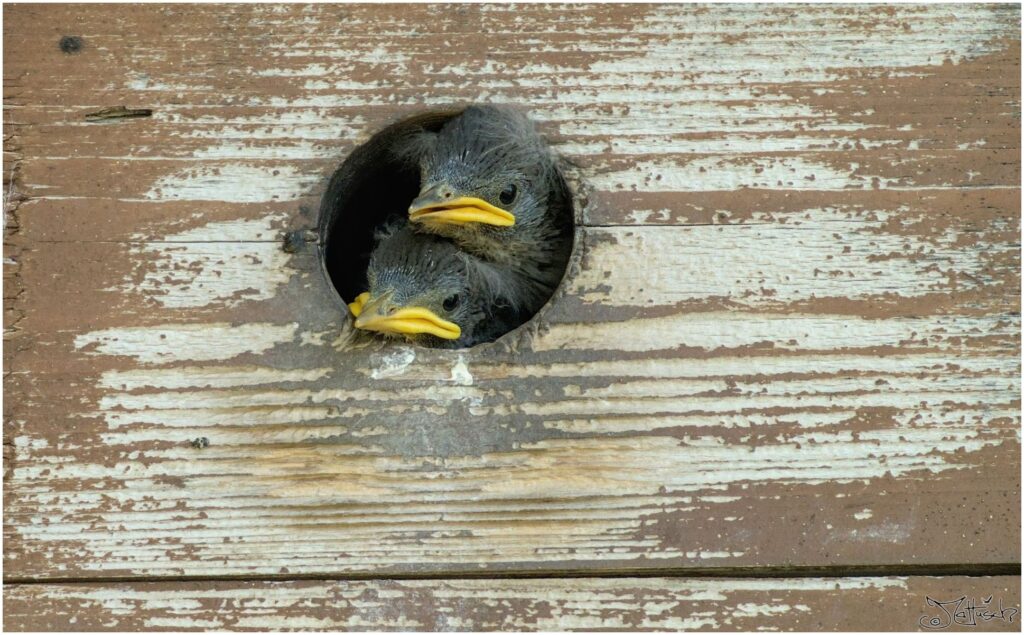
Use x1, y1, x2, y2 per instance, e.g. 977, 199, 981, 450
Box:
75, 323, 298, 364
573, 210, 1002, 306
145, 165, 320, 203
369, 348, 417, 379
536, 312, 1018, 353
589, 157, 865, 192
586, 4, 1011, 82
450, 357, 473, 386
99, 365, 331, 390
122, 215, 294, 309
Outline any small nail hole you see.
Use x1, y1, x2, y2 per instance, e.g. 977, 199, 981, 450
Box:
59, 35, 84, 54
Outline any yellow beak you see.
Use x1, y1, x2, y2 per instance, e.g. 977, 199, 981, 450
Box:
348, 292, 370, 317
409, 195, 515, 228
350, 292, 461, 340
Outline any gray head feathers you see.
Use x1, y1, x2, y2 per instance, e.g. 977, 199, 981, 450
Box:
366, 221, 544, 347
356, 105, 572, 347
411, 105, 572, 289
419, 106, 558, 194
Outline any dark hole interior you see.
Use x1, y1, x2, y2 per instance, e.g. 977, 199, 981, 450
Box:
318, 109, 574, 347
319, 111, 456, 305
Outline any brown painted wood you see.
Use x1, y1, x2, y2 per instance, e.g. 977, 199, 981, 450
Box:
3, 0, 1019, 601
4, 577, 1021, 631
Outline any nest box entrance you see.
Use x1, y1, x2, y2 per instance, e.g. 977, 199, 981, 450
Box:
317, 109, 576, 348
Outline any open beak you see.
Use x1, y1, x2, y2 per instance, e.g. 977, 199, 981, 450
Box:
408, 186, 515, 228
350, 291, 461, 340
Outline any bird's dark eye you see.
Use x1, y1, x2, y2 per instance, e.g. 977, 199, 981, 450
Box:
443, 294, 461, 311
499, 183, 517, 206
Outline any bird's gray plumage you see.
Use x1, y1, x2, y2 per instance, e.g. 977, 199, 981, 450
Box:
402, 105, 573, 318
361, 221, 529, 348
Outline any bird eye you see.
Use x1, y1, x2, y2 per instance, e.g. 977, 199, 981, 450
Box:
499, 183, 518, 206
443, 294, 460, 311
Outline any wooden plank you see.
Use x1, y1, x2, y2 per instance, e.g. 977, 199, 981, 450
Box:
3, 5, 1019, 230
3, 220, 1019, 577
4, 576, 1021, 631
3, 3, 1020, 581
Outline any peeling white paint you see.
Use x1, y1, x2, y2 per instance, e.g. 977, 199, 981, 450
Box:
450, 357, 473, 386
536, 312, 1019, 354
589, 156, 866, 192
99, 365, 331, 390
574, 212, 1000, 306
120, 215, 294, 309
586, 4, 1011, 83
482, 353, 1017, 382
75, 323, 298, 364
369, 348, 417, 379
145, 165, 320, 203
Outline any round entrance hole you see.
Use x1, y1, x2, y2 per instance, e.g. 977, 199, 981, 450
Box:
318, 108, 576, 349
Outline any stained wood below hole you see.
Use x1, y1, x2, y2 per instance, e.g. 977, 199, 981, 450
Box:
3, 219, 1019, 578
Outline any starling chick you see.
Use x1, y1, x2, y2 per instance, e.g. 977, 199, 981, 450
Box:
348, 222, 527, 348
404, 105, 572, 304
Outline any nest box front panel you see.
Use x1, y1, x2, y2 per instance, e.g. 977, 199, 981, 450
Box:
4, 4, 1020, 584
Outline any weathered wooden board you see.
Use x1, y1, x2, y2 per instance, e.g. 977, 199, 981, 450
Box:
3, 0, 1020, 589
4, 576, 1021, 631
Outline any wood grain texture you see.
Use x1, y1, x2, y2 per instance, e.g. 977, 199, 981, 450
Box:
3, 1, 1020, 588
4, 577, 1021, 631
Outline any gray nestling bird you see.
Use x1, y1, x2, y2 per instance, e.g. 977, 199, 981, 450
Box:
349, 221, 529, 348
401, 105, 572, 316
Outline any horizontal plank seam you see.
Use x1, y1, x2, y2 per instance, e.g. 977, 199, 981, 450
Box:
4, 563, 1020, 586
